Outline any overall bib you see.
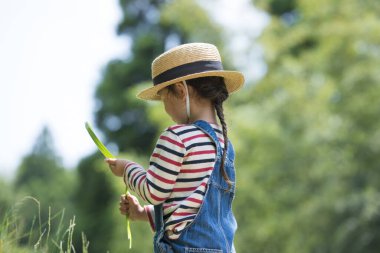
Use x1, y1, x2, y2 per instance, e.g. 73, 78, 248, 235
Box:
153, 120, 237, 253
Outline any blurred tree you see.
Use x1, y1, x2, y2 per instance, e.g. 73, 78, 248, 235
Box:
13, 126, 75, 247
232, 0, 380, 252
15, 127, 61, 187
255, 0, 296, 17
14, 126, 73, 209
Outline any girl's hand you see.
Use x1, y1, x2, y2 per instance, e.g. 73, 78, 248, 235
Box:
105, 158, 128, 177
119, 194, 148, 221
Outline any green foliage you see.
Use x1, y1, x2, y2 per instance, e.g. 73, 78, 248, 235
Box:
11, 126, 76, 249
160, 0, 223, 45
230, 0, 380, 252
95, 57, 158, 155
0, 197, 88, 253
0, 179, 14, 221
254, 0, 297, 16
95, 0, 166, 155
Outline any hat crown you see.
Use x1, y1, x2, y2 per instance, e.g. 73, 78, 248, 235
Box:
152, 43, 222, 79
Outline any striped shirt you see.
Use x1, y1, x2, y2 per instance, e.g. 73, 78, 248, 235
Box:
123, 123, 224, 239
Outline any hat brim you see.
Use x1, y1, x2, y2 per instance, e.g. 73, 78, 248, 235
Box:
137, 70, 245, 101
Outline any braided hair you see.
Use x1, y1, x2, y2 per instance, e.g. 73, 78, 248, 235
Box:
168, 76, 232, 188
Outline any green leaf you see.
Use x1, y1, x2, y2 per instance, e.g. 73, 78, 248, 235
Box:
85, 122, 115, 159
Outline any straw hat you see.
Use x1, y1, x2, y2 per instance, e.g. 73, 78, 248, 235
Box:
137, 43, 245, 100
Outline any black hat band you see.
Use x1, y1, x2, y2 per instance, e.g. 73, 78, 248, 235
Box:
153, 60, 223, 85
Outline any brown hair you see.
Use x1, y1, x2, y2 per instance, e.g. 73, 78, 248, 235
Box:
167, 76, 232, 189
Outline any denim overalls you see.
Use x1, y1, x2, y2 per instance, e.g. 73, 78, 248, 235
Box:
153, 120, 237, 253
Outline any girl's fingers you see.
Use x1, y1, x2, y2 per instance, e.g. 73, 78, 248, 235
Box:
119, 193, 140, 218
127, 193, 138, 205
120, 195, 129, 204
119, 202, 129, 208
105, 159, 118, 171
119, 207, 127, 215
105, 158, 117, 165
104, 158, 117, 168
119, 195, 129, 212
119, 202, 131, 216
120, 204, 129, 210
119, 198, 129, 206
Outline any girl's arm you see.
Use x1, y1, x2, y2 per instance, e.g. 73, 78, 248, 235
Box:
106, 128, 185, 230
121, 129, 185, 205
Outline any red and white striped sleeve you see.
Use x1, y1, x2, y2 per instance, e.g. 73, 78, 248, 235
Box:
123, 129, 185, 205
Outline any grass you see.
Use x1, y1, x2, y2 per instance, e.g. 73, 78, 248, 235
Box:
0, 196, 89, 253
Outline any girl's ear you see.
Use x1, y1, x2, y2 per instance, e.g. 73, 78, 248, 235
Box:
174, 82, 187, 101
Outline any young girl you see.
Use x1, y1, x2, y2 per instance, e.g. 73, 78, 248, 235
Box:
106, 43, 244, 253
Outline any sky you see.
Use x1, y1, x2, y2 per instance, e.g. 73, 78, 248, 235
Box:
0, 0, 268, 179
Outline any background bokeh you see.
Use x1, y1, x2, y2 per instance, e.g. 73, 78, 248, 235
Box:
1, 0, 380, 252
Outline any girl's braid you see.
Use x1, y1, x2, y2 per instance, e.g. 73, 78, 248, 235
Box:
214, 96, 232, 189
186, 76, 232, 189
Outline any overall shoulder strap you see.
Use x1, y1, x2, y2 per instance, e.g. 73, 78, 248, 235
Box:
192, 120, 222, 157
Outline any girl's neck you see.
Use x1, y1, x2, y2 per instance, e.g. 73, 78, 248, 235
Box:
188, 100, 218, 125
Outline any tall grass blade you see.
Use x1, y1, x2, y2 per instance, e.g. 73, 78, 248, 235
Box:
82, 232, 89, 253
